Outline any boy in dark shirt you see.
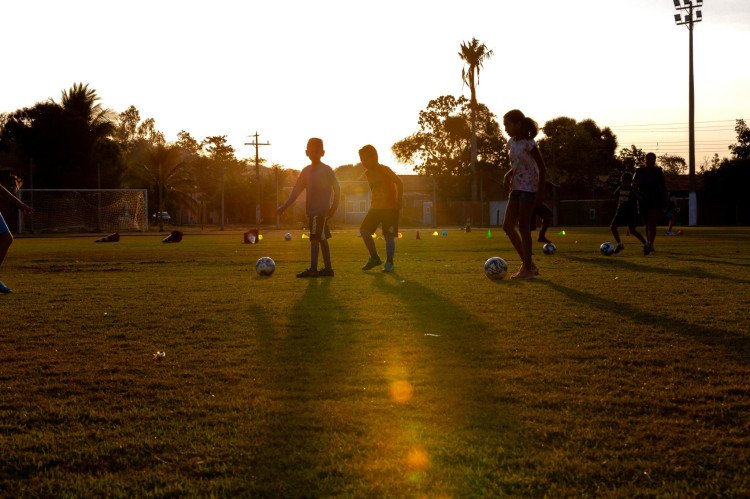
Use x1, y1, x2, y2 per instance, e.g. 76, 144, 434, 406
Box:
610, 172, 647, 254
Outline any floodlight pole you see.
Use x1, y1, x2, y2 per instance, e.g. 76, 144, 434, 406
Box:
245, 132, 270, 225
674, 0, 702, 226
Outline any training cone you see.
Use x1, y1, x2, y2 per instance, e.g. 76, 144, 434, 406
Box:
487, 229, 492, 239
162, 230, 183, 243
94, 232, 120, 243
432, 231, 439, 236
244, 229, 259, 244
416, 231, 421, 240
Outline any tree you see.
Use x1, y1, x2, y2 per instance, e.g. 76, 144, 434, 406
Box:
128, 143, 196, 231
0, 83, 121, 188
59, 83, 118, 188
392, 95, 507, 200
658, 154, 687, 176
459, 38, 494, 202
537, 117, 618, 197
704, 119, 750, 224
728, 119, 750, 160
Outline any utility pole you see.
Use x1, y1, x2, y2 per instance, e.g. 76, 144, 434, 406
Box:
674, 0, 702, 226
244, 132, 271, 225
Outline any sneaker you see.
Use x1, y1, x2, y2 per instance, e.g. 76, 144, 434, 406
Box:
296, 269, 319, 278
361, 256, 383, 270
665, 230, 675, 236
318, 268, 334, 277
643, 243, 652, 256
382, 262, 395, 273
0, 281, 11, 294
614, 243, 624, 254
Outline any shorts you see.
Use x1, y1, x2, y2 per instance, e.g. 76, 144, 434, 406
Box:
509, 190, 536, 204
611, 208, 637, 229
308, 215, 331, 241
360, 208, 399, 238
0, 212, 9, 234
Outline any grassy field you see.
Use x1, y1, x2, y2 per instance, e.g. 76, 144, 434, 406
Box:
1, 226, 749, 497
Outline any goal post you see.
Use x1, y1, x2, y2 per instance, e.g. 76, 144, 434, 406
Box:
18, 189, 149, 233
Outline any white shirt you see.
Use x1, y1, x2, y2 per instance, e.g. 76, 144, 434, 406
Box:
508, 138, 540, 193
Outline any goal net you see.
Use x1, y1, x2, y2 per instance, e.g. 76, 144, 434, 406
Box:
18, 189, 148, 233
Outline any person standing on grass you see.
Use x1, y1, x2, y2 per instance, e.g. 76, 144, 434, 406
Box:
0, 183, 34, 293
665, 194, 679, 236
277, 138, 340, 277
610, 172, 648, 254
633, 152, 668, 255
531, 180, 556, 244
358, 145, 403, 273
502, 109, 546, 279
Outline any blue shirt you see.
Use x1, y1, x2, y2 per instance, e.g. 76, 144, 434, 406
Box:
282, 163, 340, 216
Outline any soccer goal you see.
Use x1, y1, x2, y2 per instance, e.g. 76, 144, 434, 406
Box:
18, 189, 148, 233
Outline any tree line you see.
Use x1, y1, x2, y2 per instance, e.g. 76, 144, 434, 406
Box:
1, 70, 748, 225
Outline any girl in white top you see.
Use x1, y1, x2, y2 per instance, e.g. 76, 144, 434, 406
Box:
502, 109, 547, 279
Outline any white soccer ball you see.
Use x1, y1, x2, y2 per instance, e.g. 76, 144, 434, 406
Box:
284, 232, 292, 241
543, 242, 557, 255
255, 257, 276, 276
484, 257, 508, 280
600, 242, 615, 256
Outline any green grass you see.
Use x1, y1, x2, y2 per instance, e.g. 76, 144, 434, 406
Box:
2, 226, 750, 496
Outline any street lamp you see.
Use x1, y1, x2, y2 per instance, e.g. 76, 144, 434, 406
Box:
674, 0, 702, 226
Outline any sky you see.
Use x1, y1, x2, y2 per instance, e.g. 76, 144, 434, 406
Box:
2, 0, 749, 174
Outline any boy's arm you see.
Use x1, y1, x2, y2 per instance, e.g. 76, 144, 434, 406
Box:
388, 167, 404, 209
328, 171, 341, 217
0, 183, 33, 213
277, 169, 306, 214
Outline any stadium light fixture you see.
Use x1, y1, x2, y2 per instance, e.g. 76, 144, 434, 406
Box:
673, 0, 702, 226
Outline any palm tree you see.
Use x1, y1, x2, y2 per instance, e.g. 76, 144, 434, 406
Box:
459, 38, 494, 202
129, 143, 197, 231
60, 83, 117, 188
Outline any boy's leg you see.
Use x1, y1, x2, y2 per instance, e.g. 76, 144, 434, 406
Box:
538, 217, 551, 243
0, 231, 13, 268
320, 240, 332, 270
0, 226, 14, 292
310, 240, 320, 271
610, 225, 621, 244
629, 226, 647, 245
360, 210, 382, 269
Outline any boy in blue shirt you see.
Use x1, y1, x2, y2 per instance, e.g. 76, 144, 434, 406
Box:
278, 138, 340, 277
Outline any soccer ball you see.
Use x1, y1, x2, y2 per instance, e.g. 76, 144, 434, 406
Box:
255, 257, 276, 276
543, 242, 557, 255
284, 232, 292, 241
484, 257, 508, 280
599, 242, 615, 256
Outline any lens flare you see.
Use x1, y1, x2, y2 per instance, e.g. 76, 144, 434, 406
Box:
406, 447, 429, 471
389, 380, 413, 404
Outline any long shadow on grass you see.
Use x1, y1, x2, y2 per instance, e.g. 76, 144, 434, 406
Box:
367, 271, 522, 493
561, 255, 750, 285
534, 279, 750, 363
657, 254, 750, 270
246, 277, 364, 494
